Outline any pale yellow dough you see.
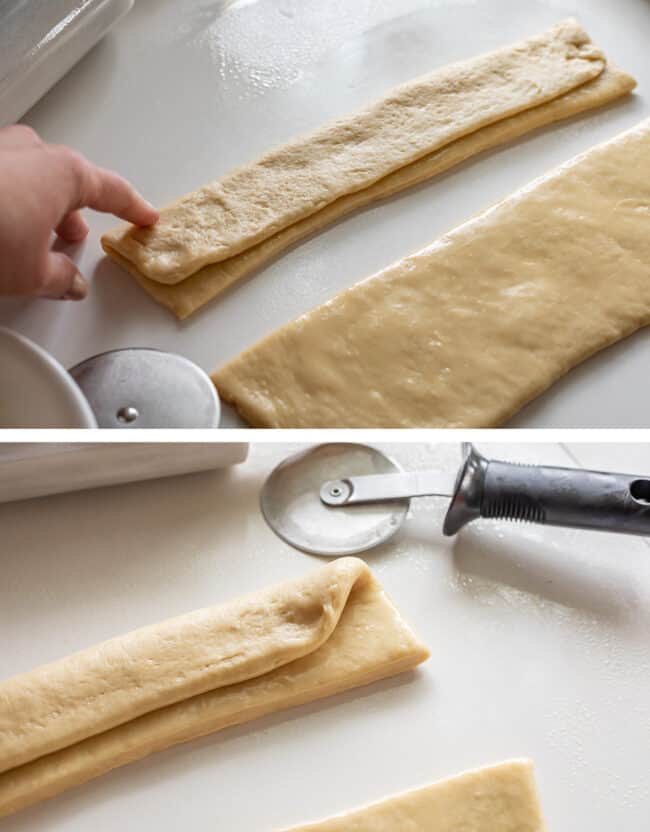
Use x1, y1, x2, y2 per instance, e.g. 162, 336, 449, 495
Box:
103, 19, 604, 285
124, 64, 634, 319
279, 760, 545, 832
0, 558, 429, 818
213, 118, 650, 428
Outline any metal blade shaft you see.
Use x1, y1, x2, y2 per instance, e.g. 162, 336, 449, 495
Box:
320, 470, 456, 506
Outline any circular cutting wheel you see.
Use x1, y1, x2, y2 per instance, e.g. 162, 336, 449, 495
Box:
69, 348, 220, 428
260, 443, 410, 556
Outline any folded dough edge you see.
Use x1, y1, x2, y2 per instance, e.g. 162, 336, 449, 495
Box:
0, 557, 380, 772
137, 63, 634, 319
0, 558, 429, 818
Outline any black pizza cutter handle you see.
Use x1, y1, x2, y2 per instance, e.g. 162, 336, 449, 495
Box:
443, 444, 650, 537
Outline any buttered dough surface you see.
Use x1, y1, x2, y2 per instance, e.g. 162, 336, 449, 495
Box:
129, 64, 633, 319
100, 20, 635, 318
213, 118, 650, 428
0, 558, 428, 819
280, 760, 545, 832
103, 19, 603, 284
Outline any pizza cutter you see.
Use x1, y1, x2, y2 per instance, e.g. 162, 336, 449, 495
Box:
260, 443, 650, 556
69, 347, 220, 428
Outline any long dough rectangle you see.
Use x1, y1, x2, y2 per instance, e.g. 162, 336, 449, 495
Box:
0, 558, 429, 818
212, 117, 650, 428
127, 64, 635, 319
102, 19, 605, 285
279, 760, 545, 831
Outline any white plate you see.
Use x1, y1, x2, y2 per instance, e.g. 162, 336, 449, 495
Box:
0, 0, 647, 426
0, 326, 96, 427
2, 441, 650, 831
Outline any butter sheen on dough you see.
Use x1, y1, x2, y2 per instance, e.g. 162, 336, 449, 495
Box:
102, 18, 604, 285
127, 65, 634, 319
279, 760, 545, 832
212, 118, 650, 428
0, 558, 429, 818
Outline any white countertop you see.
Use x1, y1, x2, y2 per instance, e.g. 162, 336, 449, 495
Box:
0, 0, 649, 426
2, 441, 650, 830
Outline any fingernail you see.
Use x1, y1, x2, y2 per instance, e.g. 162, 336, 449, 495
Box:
62, 272, 88, 301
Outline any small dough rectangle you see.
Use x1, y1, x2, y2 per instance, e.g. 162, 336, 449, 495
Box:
0, 558, 429, 818
212, 118, 650, 428
279, 760, 545, 831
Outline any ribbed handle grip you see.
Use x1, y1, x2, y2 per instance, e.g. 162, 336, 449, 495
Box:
443, 445, 650, 537
482, 460, 650, 535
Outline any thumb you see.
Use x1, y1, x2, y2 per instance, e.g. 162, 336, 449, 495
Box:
37, 252, 88, 301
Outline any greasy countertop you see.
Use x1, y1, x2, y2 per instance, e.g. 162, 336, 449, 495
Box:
2, 441, 650, 830
0, 0, 649, 426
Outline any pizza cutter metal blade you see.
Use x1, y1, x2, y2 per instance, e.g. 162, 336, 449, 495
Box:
260, 443, 411, 556
69, 348, 220, 428
262, 443, 650, 556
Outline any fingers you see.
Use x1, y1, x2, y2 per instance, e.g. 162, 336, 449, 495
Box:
60, 150, 159, 226
55, 209, 90, 242
48, 145, 159, 228
0, 124, 42, 150
36, 252, 88, 301
83, 165, 159, 226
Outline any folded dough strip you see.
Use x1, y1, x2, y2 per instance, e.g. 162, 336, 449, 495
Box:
212, 117, 650, 428
102, 18, 605, 284
127, 65, 634, 319
0, 558, 388, 774
0, 558, 429, 818
278, 760, 545, 831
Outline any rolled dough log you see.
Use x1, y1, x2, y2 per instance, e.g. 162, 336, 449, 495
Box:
213, 117, 650, 428
279, 760, 545, 831
103, 19, 604, 285
0, 558, 428, 818
125, 64, 634, 319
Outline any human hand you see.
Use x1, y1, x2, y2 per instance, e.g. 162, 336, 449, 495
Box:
0, 125, 158, 301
